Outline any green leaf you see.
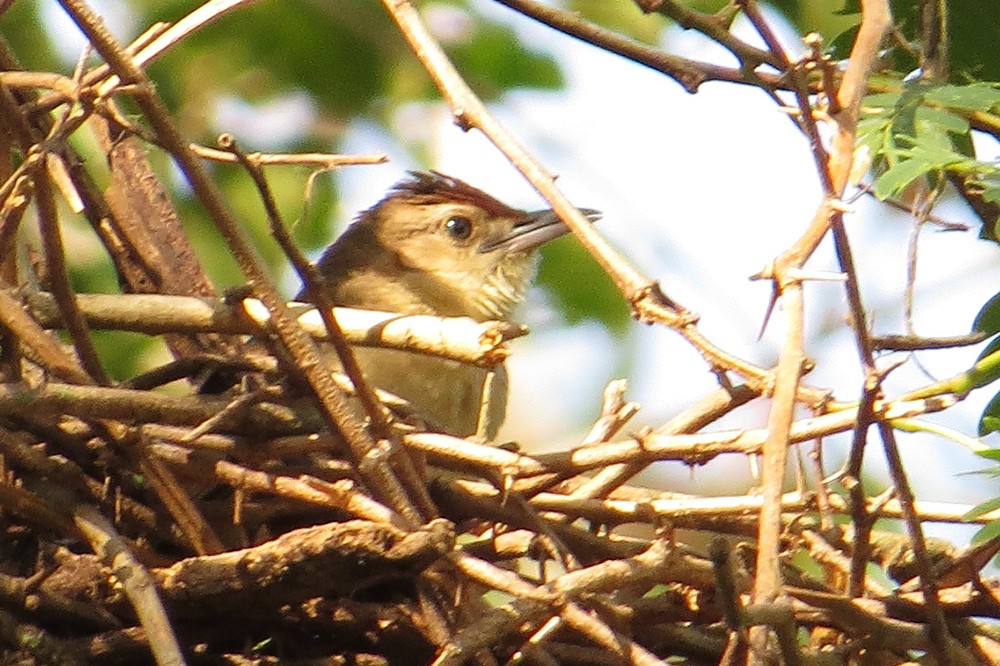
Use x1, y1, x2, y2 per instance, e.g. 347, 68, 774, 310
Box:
983, 180, 1000, 204
970, 519, 1000, 545
979, 391, 1000, 436
974, 447, 1000, 464
915, 106, 969, 135
973, 292, 1000, 335
862, 92, 904, 109
872, 158, 933, 199
924, 84, 1000, 112
963, 495, 1000, 521
977, 342, 1000, 376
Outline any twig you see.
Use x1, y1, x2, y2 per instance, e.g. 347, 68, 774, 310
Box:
25, 291, 524, 368
406, 393, 953, 479
0, 290, 92, 383
636, 0, 779, 69
0, 77, 107, 385
435, 541, 675, 665
0, 381, 316, 432
146, 441, 399, 524
73, 505, 186, 666
563, 383, 756, 503
872, 332, 989, 351
33, 164, 109, 385
560, 602, 663, 666
151, 519, 453, 610
190, 143, 386, 167
737, 1, 891, 660
496, 0, 781, 93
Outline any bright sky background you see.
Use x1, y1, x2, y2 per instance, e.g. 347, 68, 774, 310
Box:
43, 0, 1000, 545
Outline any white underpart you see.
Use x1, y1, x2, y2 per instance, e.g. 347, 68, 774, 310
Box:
471, 254, 537, 320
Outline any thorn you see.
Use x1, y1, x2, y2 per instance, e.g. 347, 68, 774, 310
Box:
757, 285, 779, 340
750, 261, 775, 281
785, 268, 847, 283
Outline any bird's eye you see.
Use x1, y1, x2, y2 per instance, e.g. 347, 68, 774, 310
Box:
444, 215, 473, 240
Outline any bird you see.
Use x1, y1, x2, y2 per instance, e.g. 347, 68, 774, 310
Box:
303, 170, 597, 440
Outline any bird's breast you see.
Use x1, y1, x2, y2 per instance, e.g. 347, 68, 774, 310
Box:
340, 347, 508, 439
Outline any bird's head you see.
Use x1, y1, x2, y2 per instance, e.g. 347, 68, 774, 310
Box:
315, 171, 598, 321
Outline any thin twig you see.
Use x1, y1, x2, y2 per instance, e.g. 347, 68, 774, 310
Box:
496, 0, 782, 93
190, 143, 386, 168
73, 505, 186, 666
25, 291, 523, 368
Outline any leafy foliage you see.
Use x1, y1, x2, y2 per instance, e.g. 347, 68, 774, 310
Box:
857, 82, 1000, 235
963, 448, 1000, 544
973, 303, 1000, 436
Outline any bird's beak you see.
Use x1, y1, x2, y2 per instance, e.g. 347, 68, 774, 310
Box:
478, 208, 601, 254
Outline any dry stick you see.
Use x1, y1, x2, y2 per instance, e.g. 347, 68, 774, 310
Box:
844, 383, 878, 598
57, 0, 421, 527
0, 482, 79, 538
568, 384, 758, 503
0, 79, 106, 385
137, 450, 226, 556
104, 417, 226, 559
219, 133, 437, 521
739, 2, 829, 186
0, 424, 188, 551
90, 94, 385, 173
148, 441, 398, 524
0, 290, 92, 384
32, 0, 254, 116
634, 0, 780, 70
818, 0, 958, 659
0, 173, 31, 275
406, 394, 952, 479
435, 541, 675, 666
0, 37, 233, 369
34, 165, 110, 385
732, 2, 891, 661
799, 529, 890, 597
0, 381, 315, 432
189, 144, 386, 168
873, 332, 989, 351
25, 291, 522, 368
495, 0, 782, 93
73, 505, 186, 666
524, 478, 991, 529
752, 281, 803, 616
559, 603, 663, 666
784, 587, 933, 654
877, 419, 971, 664
0, 70, 81, 98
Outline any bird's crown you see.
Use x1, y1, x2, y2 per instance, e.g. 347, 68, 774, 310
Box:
384, 171, 525, 219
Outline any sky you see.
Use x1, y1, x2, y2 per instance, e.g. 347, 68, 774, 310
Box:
40, 0, 1000, 545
